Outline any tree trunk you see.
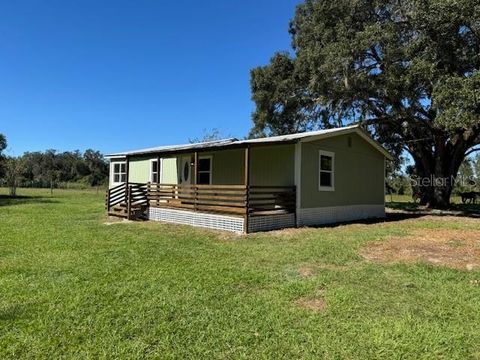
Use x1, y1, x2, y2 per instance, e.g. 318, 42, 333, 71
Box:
9, 183, 16, 197
430, 179, 454, 208
411, 138, 466, 209
414, 168, 455, 208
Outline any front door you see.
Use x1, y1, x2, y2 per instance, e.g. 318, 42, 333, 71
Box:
179, 156, 191, 186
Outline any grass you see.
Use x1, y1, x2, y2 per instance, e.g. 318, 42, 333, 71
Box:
1, 188, 480, 359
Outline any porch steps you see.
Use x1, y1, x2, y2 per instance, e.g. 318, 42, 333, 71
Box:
108, 203, 147, 220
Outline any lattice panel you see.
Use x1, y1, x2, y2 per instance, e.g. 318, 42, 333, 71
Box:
248, 214, 296, 233
148, 208, 244, 233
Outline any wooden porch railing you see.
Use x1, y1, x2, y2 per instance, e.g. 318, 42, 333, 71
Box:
105, 182, 127, 211
107, 182, 296, 219
248, 186, 296, 215
127, 182, 149, 206
146, 183, 296, 216
106, 182, 148, 219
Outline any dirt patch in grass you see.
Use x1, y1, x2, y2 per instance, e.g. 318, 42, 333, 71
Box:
103, 218, 129, 225
298, 266, 315, 278
214, 231, 242, 241
295, 298, 327, 312
295, 290, 327, 312
361, 228, 480, 271
256, 226, 316, 239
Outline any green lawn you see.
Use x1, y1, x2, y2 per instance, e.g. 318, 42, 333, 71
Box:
1, 188, 480, 359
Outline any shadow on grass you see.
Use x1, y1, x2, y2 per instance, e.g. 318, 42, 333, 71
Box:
0, 195, 59, 207
307, 202, 480, 230
387, 201, 480, 215
312, 213, 424, 229
385, 201, 421, 212
0, 304, 24, 321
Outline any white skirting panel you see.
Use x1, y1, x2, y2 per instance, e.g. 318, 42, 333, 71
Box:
249, 213, 296, 233
148, 207, 244, 233
297, 204, 385, 227
148, 205, 383, 233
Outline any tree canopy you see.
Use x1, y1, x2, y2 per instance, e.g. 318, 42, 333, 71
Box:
0, 134, 7, 178
250, 0, 480, 207
0, 134, 6, 154
2, 149, 109, 189
0, 131, 109, 192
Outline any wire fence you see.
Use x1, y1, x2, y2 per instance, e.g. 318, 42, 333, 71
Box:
0, 180, 108, 192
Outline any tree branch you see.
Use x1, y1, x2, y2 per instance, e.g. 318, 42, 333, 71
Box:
465, 147, 480, 156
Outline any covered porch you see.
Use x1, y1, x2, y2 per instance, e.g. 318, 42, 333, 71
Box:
106, 146, 297, 233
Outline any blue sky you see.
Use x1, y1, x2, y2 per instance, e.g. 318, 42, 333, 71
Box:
0, 0, 301, 156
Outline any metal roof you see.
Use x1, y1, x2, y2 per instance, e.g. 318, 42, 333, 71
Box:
106, 124, 393, 159
106, 138, 239, 157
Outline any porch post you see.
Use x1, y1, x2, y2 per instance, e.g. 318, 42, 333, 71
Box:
125, 155, 130, 203
125, 155, 130, 184
244, 146, 250, 233
127, 184, 132, 220
194, 151, 198, 212
194, 151, 198, 185
156, 154, 161, 183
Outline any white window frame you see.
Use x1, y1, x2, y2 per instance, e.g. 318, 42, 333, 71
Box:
197, 155, 213, 185
112, 161, 127, 185
150, 158, 161, 183
318, 150, 335, 191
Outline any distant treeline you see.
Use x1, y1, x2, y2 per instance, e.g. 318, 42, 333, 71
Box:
1, 149, 109, 190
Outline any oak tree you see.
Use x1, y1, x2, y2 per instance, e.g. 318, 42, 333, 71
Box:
250, 0, 480, 207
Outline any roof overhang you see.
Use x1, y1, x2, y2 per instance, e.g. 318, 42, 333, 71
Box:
105, 155, 126, 160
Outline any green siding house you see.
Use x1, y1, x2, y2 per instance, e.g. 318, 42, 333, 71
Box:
106, 125, 392, 233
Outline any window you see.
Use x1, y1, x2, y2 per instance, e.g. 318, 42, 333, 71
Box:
112, 162, 126, 184
318, 150, 334, 191
151, 159, 160, 183
197, 157, 212, 185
